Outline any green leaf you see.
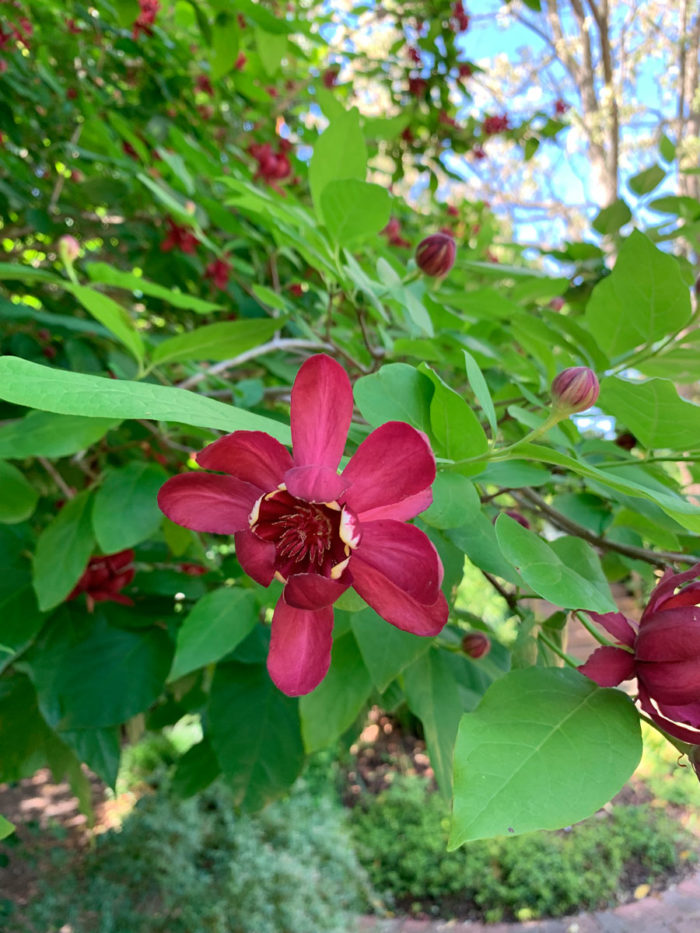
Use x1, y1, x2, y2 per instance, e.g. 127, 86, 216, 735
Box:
92, 461, 167, 552
354, 363, 434, 432
152, 318, 281, 367
352, 607, 431, 693
26, 605, 173, 730
169, 588, 258, 681
172, 739, 220, 797
648, 195, 700, 221
449, 668, 642, 845
0, 411, 119, 459
66, 284, 145, 364
33, 490, 96, 611
592, 199, 632, 235
404, 648, 464, 797
0, 674, 69, 782
0, 461, 38, 523
446, 512, 523, 586
628, 164, 666, 196
210, 13, 239, 79
255, 27, 286, 75
419, 364, 489, 464
309, 108, 367, 222
474, 460, 550, 487
321, 179, 391, 246
659, 134, 676, 163
85, 263, 223, 314
584, 231, 692, 358
599, 376, 700, 450
463, 349, 497, 437
0, 815, 15, 839
0, 357, 291, 444
422, 472, 481, 530
60, 727, 121, 788
208, 661, 304, 811
300, 631, 372, 752
495, 514, 616, 612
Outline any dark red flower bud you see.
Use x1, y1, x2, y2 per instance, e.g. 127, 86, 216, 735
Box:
462, 631, 491, 659
694, 274, 700, 297
408, 46, 421, 64
415, 233, 456, 277
234, 52, 247, 70
68, 549, 135, 612
322, 66, 339, 88
446, 205, 459, 217
180, 562, 207, 576
408, 75, 427, 97
554, 98, 568, 115
505, 509, 530, 530
549, 296, 565, 311
458, 63, 473, 80
482, 114, 509, 136
289, 283, 303, 297
551, 366, 599, 414
614, 432, 637, 451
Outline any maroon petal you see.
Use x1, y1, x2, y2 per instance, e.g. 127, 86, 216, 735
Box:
357, 520, 443, 604
342, 422, 436, 517
158, 473, 259, 533
586, 611, 636, 647
196, 430, 292, 490
283, 572, 351, 610
290, 354, 353, 471
284, 465, 348, 503
357, 488, 433, 523
234, 530, 276, 586
636, 658, 700, 706
658, 583, 700, 611
638, 684, 700, 744
656, 699, 700, 729
578, 646, 635, 687
635, 608, 700, 661
350, 555, 448, 636
267, 600, 334, 696
642, 563, 700, 619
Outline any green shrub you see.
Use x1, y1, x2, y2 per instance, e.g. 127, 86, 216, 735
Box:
349, 775, 697, 921
21, 778, 372, 933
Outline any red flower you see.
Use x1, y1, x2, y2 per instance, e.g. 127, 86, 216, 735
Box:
133, 0, 160, 39
382, 217, 411, 248
204, 257, 231, 290
555, 98, 568, 115
458, 63, 473, 80
452, 1, 470, 31
471, 146, 486, 160
288, 283, 304, 297
551, 366, 599, 414
161, 218, 199, 254
158, 355, 448, 696
579, 565, 700, 744
462, 631, 491, 659
482, 114, 509, 136
234, 51, 247, 70
407, 46, 421, 64
68, 550, 135, 612
248, 142, 292, 187
322, 66, 339, 88
67, 18, 82, 34
195, 74, 214, 96
408, 75, 427, 97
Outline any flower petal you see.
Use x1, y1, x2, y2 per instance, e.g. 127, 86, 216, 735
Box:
636, 608, 700, 661
234, 530, 276, 586
637, 658, 700, 706
350, 555, 448, 636
196, 430, 292, 490
158, 473, 259, 533
290, 354, 353, 471
642, 562, 700, 620
283, 572, 351, 610
284, 465, 348, 503
267, 600, 334, 696
356, 488, 433, 523
585, 611, 636, 647
638, 684, 700, 744
356, 520, 442, 603
342, 422, 436, 517
656, 699, 700, 729
578, 646, 635, 687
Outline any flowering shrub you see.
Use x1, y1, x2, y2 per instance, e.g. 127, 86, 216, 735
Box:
0, 0, 699, 852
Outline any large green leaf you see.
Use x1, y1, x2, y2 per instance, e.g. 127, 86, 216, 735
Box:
0, 527, 45, 672
92, 461, 167, 552
85, 263, 223, 314
169, 588, 258, 681
309, 108, 367, 221
591, 199, 631, 235
25, 605, 173, 730
152, 318, 282, 367
300, 631, 372, 753
0, 357, 291, 443
628, 164, 666, 196
60, 727, 121, 788
495, 514, 616, 612
0, 461, 38, 523
599, 376, 700, 450
354, 363, 434, 432
351, 607, 431, 692
33, 490, 95, 611
583, 231, 691, 358
403, 648, 464, 797
0, 674, 70, 783
446, 511, 523, 586
422, 472, 481, 530
0, 411, 119, 458
321, 179, 391, 246
449, 668, 642, 845
66, 284, 145, 364
419, 364, 489, 464
208, 661, 304, 811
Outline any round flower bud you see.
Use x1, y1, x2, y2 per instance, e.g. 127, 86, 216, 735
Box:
58, 234, 80, 265
462, 631, 491, 659
551, 367, 599, 414
415, 232, 456, 278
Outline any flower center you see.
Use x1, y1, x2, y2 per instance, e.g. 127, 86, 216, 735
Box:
250, 488, 359, 582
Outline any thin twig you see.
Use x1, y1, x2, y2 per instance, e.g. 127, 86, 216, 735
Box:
176, 338, 330, 390
39, 458, 75, 499
482, 571, 520, 612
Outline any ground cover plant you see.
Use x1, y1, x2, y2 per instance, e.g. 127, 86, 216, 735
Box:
2, 0, 700, 875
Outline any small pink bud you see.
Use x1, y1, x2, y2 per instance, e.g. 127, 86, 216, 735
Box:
58, 234, 80, 265
505, 509, 530, 530
462, 632, 491, 659
548, 296, 565, 311
551, 366, 599, 414
415, 232, 456, 277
